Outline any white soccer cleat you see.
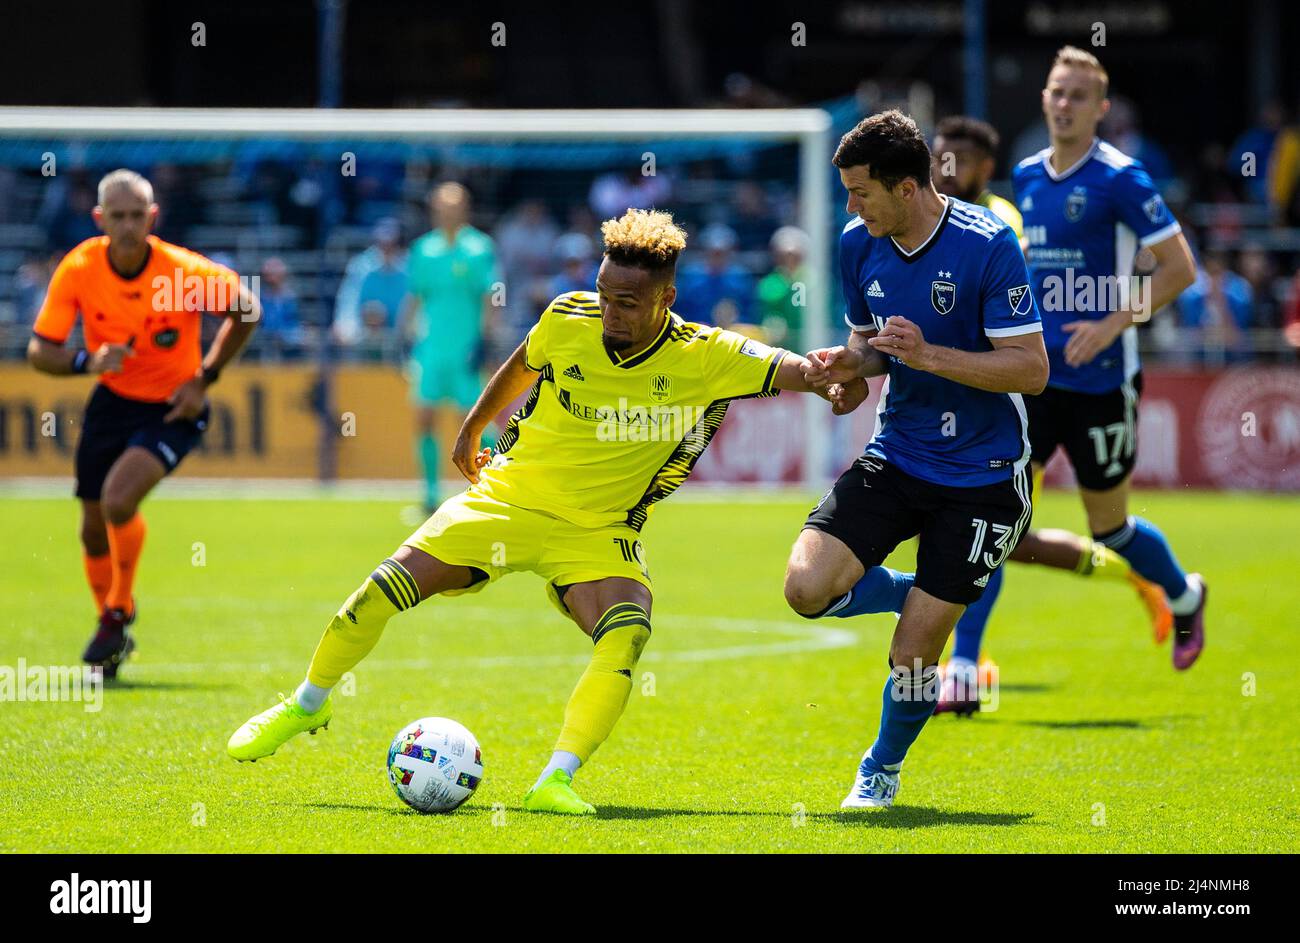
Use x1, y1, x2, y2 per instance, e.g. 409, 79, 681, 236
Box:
840, 766, 900, 809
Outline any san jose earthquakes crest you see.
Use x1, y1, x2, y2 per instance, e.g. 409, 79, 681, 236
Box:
931, 273, 956, 315
1065, 186, 1087, 222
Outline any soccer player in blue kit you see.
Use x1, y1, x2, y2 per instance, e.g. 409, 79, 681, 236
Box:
785, 110, 1049, 807
939, 47, 1204, 712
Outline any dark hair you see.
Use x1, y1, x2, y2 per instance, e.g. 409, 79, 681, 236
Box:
934, 115, 1000, 159
832, 110, 932, 191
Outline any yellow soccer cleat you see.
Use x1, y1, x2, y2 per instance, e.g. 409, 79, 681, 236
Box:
1128, 571, 1173, 644
227, 695, 333, 762
522, 769, 596, 815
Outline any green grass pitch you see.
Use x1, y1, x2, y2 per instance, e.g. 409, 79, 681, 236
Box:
1, 488, 1296, 853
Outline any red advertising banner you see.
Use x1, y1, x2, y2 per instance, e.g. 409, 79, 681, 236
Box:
691, 367, 1300, 491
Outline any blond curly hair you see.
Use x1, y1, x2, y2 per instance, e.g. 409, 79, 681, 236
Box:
600, 209, 687, 271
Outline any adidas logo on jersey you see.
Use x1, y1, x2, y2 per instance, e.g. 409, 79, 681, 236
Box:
974, 573, 990, 588
1020, 195, 1033, 211
563, 364, 585, 381
866, 280, 885, 298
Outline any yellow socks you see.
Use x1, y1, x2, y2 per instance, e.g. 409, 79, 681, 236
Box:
554, 603, 652, 763
306, 557, 420, 689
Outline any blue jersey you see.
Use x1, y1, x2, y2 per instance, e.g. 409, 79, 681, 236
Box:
1013, 139, 1182, 394
840, 197, 1042, 487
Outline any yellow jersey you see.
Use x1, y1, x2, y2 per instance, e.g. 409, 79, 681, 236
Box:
977, 190, 1024, 239
479, 291, 786, 530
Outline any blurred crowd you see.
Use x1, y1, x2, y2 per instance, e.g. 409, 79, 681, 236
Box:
4, 99, 1300, 367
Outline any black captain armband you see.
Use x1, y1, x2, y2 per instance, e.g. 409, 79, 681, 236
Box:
71, 349, 90, 374
201, 364, 222, 386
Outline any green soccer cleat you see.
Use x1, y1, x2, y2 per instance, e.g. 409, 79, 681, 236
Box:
522, 769, 596, 815
227, 695, 332, 762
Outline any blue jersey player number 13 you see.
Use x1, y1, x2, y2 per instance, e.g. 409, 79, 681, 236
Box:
785, 110, 1049, 811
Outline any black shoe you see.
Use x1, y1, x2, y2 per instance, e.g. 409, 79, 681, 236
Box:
83, 608, 135, 676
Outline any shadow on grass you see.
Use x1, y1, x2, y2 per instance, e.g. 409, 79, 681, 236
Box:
295, 801, 495, 818
287, 801, 1032, 829
997, 683, 1056, 693
1010, 714, 1197, 730
107, 680, 235, 692
821, 806, 1035, 829
596, 805, 1033, 828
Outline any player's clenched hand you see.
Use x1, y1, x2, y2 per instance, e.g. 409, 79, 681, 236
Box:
1062, 316, 1126, 368
867, 316, 933, 370
164, 377, 208, 423
89, 342, 134, 375
828, 377, 869, 415
802, 346, 865, 387
453, 426, 492, 484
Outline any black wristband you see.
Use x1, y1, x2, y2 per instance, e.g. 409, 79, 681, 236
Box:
71, 349, 90, 374
201, 364, 221, 386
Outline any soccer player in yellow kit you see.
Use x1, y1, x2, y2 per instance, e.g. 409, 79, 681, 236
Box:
229, 209, 827, 814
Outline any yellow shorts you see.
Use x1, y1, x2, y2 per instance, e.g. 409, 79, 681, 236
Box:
403, 485, 652, 618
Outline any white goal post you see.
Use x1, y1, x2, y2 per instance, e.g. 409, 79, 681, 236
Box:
0, 105, 836, 486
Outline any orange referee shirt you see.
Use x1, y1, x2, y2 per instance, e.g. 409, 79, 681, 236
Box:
34, 235, 243, 403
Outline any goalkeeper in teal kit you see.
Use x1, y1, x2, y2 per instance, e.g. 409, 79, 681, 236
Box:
403, 182, 501, 510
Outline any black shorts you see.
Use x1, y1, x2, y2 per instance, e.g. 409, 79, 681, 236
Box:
1026, 374, 1142, 491
803, 456, 1033, 605
74, 384, 209, 500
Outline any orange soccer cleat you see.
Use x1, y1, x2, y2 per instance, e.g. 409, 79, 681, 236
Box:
1128, 571, 1173, 644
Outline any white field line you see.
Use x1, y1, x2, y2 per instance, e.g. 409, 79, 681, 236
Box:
116, 600, 860, 672
0, 477, 819, 504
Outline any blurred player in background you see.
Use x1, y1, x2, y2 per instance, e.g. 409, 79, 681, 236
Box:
940, 47, 1203, 713
401, 182, 501, 512
228, 209, 833, 815
931, 114, 1172, 713
788, 112, 1048, 808
26, 169, 259, 677
932, 115, 1024, 238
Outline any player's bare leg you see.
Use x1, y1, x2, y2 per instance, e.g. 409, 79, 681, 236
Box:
1080, 475, 1205, 668
524, 577, 653, 815
228, 545, 479, 761
82, 447, 164, 675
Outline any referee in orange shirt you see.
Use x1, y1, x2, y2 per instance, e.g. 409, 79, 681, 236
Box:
27, 169, 260, 677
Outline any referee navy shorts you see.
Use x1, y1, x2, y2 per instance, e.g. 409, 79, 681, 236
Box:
804, 456, 1033, 606
74, 383, 210, 500
1026, 373, 1142, 491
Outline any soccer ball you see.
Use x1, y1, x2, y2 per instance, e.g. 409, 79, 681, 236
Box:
386, 717, 484, 813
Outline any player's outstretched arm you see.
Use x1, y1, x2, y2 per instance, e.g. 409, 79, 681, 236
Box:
802, 329, 888, 387
27, 335, 134, 376
869, 315, 1048, 395
164, 282, 261, 421
454, 340, 540, 483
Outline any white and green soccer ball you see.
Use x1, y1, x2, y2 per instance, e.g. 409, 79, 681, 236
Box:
387, 717, 484, 813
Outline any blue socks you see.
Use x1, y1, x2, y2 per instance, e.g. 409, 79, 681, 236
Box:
862, 663, 941, 771
815, 566, 914, 619
1095, 516, 1197, 613
950, 565, 1004, 664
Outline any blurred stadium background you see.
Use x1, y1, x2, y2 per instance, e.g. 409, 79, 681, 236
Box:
0, 0, 1297, 492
